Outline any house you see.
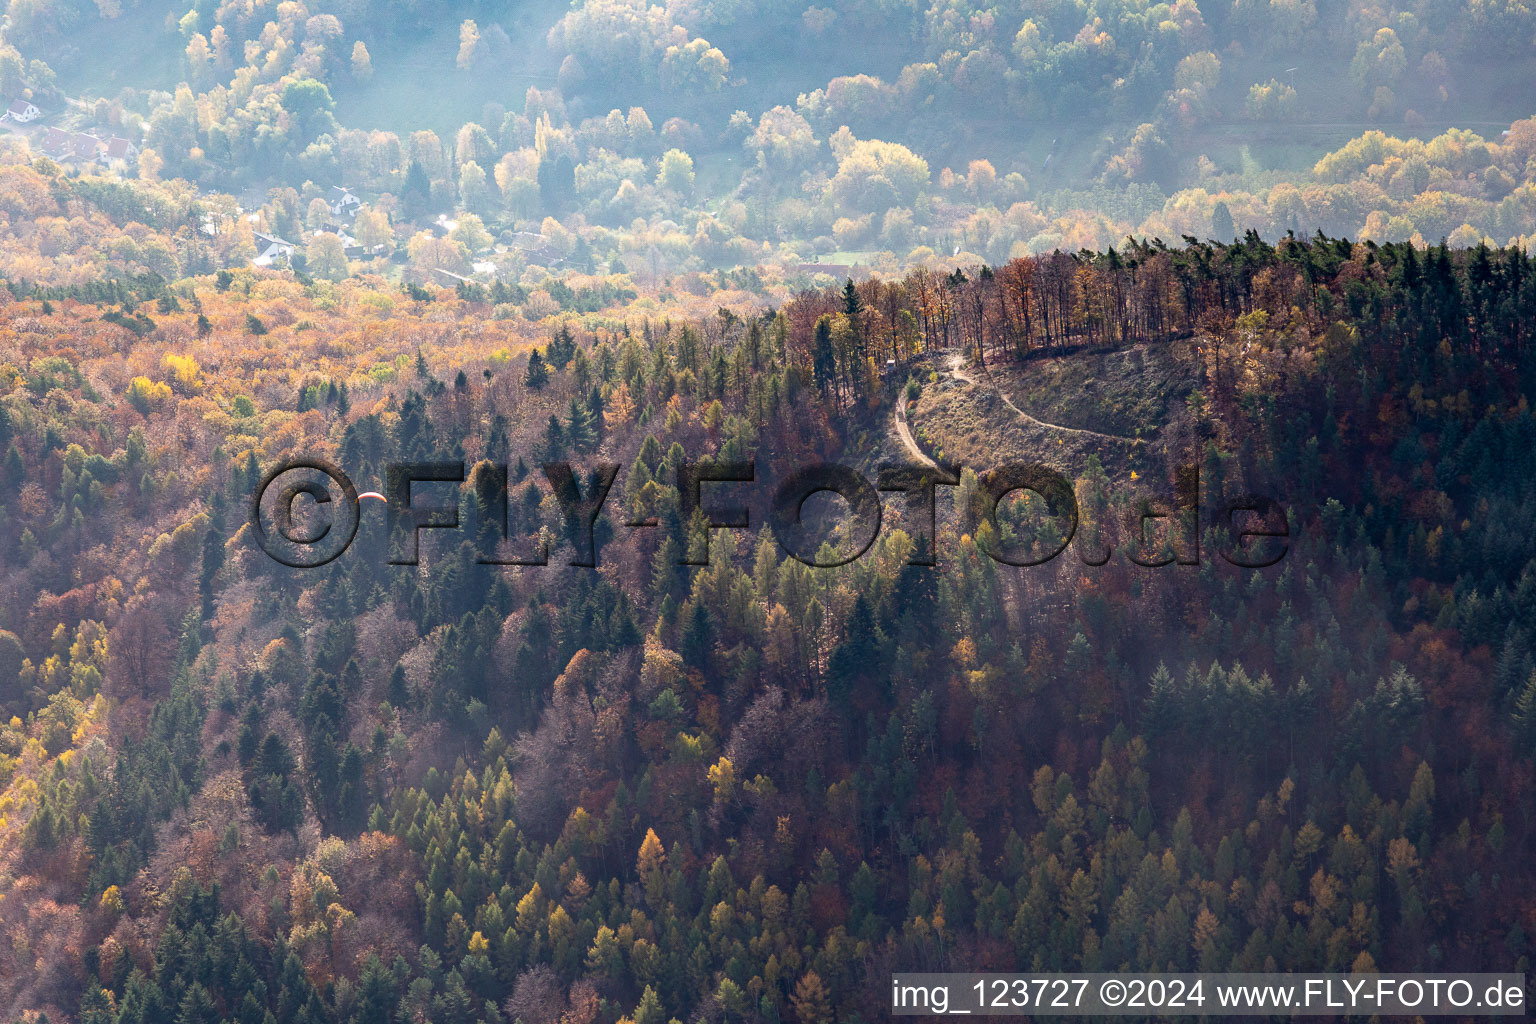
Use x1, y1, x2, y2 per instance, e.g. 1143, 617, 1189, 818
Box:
508, 231, 564, 267
71, 132, 104, 163
329, 186, 362, 219
344, 239, 391, 259
4, 99, 40, 123
39, 126, 71, 157
252, 232, 295, 267
33, 126, 132, 168
100, 136, 139, 165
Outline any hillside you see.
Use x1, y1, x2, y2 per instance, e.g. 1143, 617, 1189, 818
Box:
1, 0, 1535, 293
2, 1, 1536, 1021
1, 236, 1535, 1021
904, 343, 1192, 478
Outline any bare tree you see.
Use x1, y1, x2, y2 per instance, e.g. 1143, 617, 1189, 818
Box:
109, 598, 174, 698
504, 965, 567, 1024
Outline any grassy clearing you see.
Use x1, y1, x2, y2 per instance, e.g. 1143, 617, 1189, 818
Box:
909, 343, 1196, 481
992, 343, 1195, 439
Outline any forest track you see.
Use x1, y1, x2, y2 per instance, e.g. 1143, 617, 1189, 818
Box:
892, 389, 941, 469
944, 352, 1145, 447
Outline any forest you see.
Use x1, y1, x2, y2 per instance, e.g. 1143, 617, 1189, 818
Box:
1, 0, 1535, 1020
0, 0, 1534, 291
1, 231, 1535, 1022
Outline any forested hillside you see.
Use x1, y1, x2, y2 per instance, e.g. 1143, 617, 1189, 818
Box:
1, 0, 1536, 291
2, 234, 1535, 1021
2, 0, 1536, 1019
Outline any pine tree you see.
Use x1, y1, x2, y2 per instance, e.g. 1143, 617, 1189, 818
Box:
566, 394, 597, 453
1513, 670, 1536, 746
842, 278, 865, 357
1211, 201, 1234, 242
384, 663, 409, 709
199, 523, 224, 621
586, 386, 605, 441
549, 324, 577, 367
402, 159, 431, 219
542, 414, 564, 460
812, 315, 836, 398
680, 600, 714, 670
3, 443, 21, 488
791, 971, 832, 1024
842, 277, 862, 317
633, 985, 666, 1024
524, 347, 549, 389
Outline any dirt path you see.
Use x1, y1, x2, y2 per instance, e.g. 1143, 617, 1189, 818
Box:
892, 390, 941, 469
945, 353, 1144, 446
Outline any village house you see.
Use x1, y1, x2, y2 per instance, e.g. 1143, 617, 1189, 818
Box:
37, 127, 122, 166
329, 186, 362, 219
509, 230, 564, 268
252, 232, 296, 267
38, 126, 71, 158
3, 98, 40, 123
71, 132, 104, 163
100, 136, 139, 166
344, 238, 392, 259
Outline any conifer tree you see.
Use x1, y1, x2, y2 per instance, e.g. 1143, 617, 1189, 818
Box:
524, 347, 550, 389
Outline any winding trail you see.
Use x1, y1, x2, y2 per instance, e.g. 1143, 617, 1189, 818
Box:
890, 351, 1146, 468
944, 353, 1144, 446
893, 389, 941, 469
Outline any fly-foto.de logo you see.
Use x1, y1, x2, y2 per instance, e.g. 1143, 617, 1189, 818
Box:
250, 458, 1290, 570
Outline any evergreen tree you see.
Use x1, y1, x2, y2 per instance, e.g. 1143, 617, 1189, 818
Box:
1514, 670, 1536, 747
402, 159, 431, 219
384, 660, 408, 709
524, 347, 550, 389
548, 324, 577, 367
680, 600, 714, 671
566, 394, 597, 453
811, 315, 836, 398
1211, 201, 1235, 241
199, 522, 224, 621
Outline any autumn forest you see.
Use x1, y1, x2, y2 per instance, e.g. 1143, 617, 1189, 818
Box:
1, 0, 1536, 1022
